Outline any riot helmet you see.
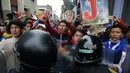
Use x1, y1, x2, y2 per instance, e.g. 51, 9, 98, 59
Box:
14, 30, 57, 73
75, 35, 103, 64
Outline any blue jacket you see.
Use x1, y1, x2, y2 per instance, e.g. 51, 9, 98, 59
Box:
103, 39, 127, 73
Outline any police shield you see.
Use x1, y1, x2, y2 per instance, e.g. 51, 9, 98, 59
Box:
0, 50, 7, 73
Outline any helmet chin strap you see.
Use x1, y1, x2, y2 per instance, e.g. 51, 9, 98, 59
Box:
19, 63, 56, 73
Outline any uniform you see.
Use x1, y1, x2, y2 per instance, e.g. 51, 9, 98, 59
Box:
9, 69, 57, 73
69, 63, 111, 73
68, 35, 112, 73
11, 30, 58, 73
0, 36, 19, 73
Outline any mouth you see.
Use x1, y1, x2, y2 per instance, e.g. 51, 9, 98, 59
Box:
111, 37, 118, 41
59, 29, 64, 32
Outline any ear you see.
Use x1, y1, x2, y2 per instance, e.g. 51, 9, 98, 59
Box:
20, 29, 24, 34
109, 33, 112, 38
121, 33, 124, 38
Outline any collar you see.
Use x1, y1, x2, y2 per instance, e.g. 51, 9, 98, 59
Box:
57, 29, 68, 34
109, 39, 121, 51
110, 39, 120, 43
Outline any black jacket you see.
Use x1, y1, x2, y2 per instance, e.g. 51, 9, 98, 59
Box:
9, 69, 57, 73
69, 62, 111, 73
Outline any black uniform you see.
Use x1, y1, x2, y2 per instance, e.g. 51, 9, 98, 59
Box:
9, 68, 57, 73
69, 62, 111, 73
68, 35, 112, 73
10, 30, 58, 73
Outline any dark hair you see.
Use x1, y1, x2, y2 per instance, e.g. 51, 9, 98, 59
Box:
6, 13, 13, 20
24, 18, 32, 22
38, 20, 45, 24
26, 21, 33, 26
74, 20, 81, 27
128, 25, 130, 31
110, 25, 124, 33
59, 20, 69, 28
10, 20, 24, 29
113, 20, 120, 25
72, 29, 86, 36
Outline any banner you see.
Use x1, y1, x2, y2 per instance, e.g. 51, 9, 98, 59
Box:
80, 0, 109, 25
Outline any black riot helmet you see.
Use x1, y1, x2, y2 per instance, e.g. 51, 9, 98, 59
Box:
14, 30, 57, 73
75, 35, 103, 64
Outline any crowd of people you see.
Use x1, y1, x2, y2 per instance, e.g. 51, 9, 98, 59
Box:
0, 9, 130, 73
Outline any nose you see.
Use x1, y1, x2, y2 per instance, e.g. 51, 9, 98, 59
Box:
77, 36, 81, 41
28, 27, 31, 29
113, 32, 117, 36
12, 27, 16, 32
59, 25, 63, 29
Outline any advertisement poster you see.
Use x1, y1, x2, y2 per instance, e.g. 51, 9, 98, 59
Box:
80, 0, 109, 25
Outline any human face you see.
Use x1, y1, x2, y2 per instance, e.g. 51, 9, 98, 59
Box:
25, 24, 32, 31
110, 28, 123, 42
10, 24, 22, 37
72, 31, 83, 45
37, 10, 45, 20
58, 23, 67, 33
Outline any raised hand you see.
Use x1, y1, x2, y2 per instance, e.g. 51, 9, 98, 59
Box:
65, 10, 73, 23
18, 12, 26, 19
21, 12, 26, 18
110, 66, 119, 72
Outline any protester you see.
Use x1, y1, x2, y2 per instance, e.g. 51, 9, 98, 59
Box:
103, 25, 128, 73
24, 21, 33, 31
45, 11, 76, 47
101, 23, 112, 42
56, 29, 85, 73
34, 20, 47, 32
0, 20, 24, 73
0, 2, 130, 73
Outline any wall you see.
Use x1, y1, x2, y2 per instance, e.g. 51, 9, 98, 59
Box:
10, 0, 17, 6
1, 0, 11, 19
17, 0, 24, 12
122, 0, 130, 25
113, 0, 124, 18
24, 0, 37, 14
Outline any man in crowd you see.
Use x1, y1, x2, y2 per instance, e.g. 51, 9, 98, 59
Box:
103, 25, 128, 73
0, 20, 24, 73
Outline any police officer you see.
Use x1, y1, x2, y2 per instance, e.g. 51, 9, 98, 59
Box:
0, 20, 24, 73
69, 35, 112, 73
10, 30, 57, 73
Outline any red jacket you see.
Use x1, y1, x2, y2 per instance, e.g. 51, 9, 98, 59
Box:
45, 20, 76, 47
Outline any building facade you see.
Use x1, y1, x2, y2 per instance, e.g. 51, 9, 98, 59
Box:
38, 5, 59, 22
0, 0, 37, 19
